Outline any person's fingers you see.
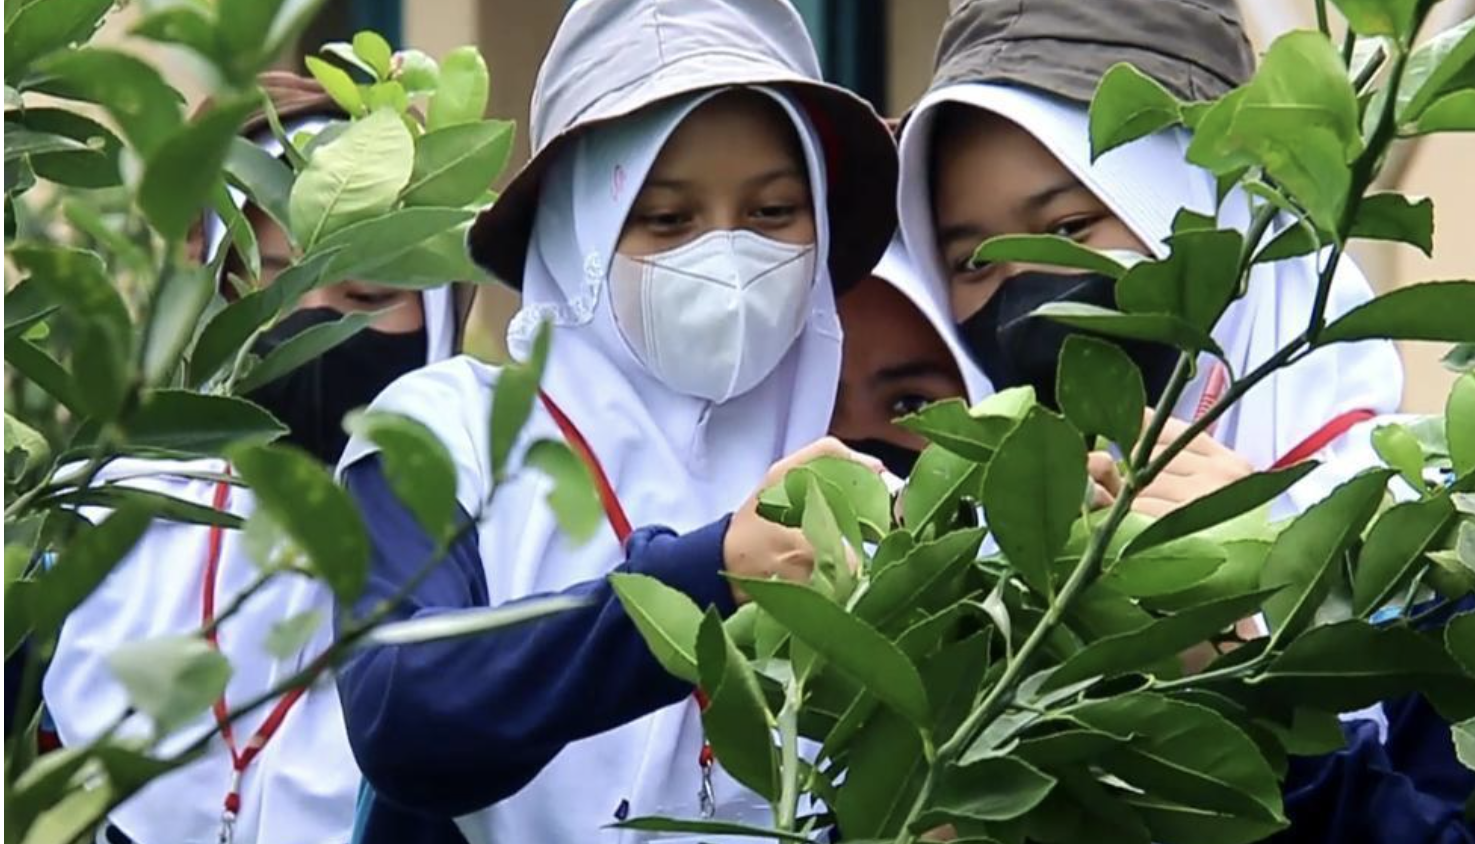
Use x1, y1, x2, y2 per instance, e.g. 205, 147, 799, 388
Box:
1091, 482, 1116, 510
1139, 472, 1198, 503
1087, 451, 1123, 497
771, 436, 884, 480
1131, 495, 1177, 517
1148, 447, 1216, 478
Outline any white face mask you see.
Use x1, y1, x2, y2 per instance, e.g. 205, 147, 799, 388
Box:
609, 228, 817, 403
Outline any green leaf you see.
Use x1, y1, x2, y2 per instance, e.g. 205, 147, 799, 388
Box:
263, 608, 323, 658
321, 41, 378, 77
523, 439, 603, 544
1124, 462, 1319, 556
1260, 469, 1393, 643
187, 251, 340, 387
896, 394, 1027, 461
346, 411, 460, 544
609, 572, 704, 684
1449, 611, 1475, 677
972, 234, 1129, 279
1073, 692, 1285, 824
1126, 794, 1287, 844
490, 322, 550, 481
902, 444, 984, 535
33, 505, 155, 638
696, 609, 777, 799
1255, 620, 1472, 712
801, 472, 854, 599
923, 756, 1057, 825
305, 54, 367, 117
1398, 16, 1475, 121
1453, 718, 1475, 772
141, 267, 213, 386
1032, 302, 1223, 356
1331, 0, 1419, 38
609, 817, 812, 842
216, 0, 287, 79
1107, 536, 1229, 597
13, 108, 123, 188
224, 136, 295, 233
1371, 422, 1428, 495
1048, 588, 1280, 690
1449, 373, 1475, 478
364, 80, 408, 114
395, 49, 440, 93
804, 455, 891, 540
362, 595, 589, 646
4, 338, 85, 414
106, 635, 232, 733
1253, 220, 1324, 264
234, 309, 382, 394
401, 119, 515, 207
4, 0, 114, 79
230, 444, 370, 601
54, 485, 243, 529
352, 30, 393, 79
428, 46, 490, 130
5, 412, 50, 482
1319, 281, 1475, 345
131, 6, 218, 65
10, 243, 132, 418
982, 407, 1087, 596
348, 221, 487, 287
735, 577, 931, 729
855, 528, 986, 630
36, 48, 183, 156
1350, 495, 1455, 616
1089, 62, 1183, 159
1115, 229, 1242, 334
1057, 335, 1144, 448
289, 107, 413, 250
1350, 193, 1435, 256
315, 207, 475, 284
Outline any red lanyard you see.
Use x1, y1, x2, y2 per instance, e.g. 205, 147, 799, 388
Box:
538, 391, 718, 816
201, 474, 308, 843
1192, 362, 1377, 471
1269, 408, 1378, 470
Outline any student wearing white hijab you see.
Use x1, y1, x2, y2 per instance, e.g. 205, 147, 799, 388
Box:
332, 1, 897, 842
897, 51, 1402, 521
41, 74, 466, 844
831, 238, 985, 476
892, 1, 1471, 840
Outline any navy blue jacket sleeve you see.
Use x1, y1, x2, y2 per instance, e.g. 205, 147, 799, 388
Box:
336, 456, 736, 819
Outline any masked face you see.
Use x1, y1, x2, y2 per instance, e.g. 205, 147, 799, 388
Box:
244, 308, 427, 464
610, 229, 816, 402
956, 271, 1177, 407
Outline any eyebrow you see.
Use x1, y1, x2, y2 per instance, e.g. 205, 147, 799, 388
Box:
935, 178, 1090, 255
870, 360, 957, 387
641, 166, 805, 192
1020, 178, 1089, 213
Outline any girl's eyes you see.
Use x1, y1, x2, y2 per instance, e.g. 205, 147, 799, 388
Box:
889, 393, 932, 418
752, 204, 797, 221
1047, 215, 1098, 240
637, 210, 691, 231
346, 289, 404, 308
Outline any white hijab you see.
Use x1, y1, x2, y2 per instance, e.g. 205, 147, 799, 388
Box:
341, 86, 839, 843
898, 83, 1404, 517
44, 111, 459, 842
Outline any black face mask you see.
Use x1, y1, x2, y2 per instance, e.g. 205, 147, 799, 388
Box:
956, 271, 1178, 408
244, 308, 427, 465
845, 438, 920, 478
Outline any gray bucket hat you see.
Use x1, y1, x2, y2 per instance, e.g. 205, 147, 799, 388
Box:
467, 0, 899, 292
928, 0, 1255, 104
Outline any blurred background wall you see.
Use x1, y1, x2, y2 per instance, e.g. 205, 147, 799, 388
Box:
101, 0, 1473, 411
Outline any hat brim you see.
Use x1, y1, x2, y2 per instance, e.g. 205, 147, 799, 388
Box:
468, 56, 896, 294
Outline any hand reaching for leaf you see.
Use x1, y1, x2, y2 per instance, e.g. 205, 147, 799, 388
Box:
1133, 409, 1252, 517
723, 437, 882, 605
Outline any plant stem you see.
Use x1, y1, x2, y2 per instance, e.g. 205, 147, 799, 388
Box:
1315, 0, 1331, 36
775, 677, 804, 831
199, 567, 278, 640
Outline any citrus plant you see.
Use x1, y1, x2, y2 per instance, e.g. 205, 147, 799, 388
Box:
4, 2, 596, 840
612, 3, 1475, 842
